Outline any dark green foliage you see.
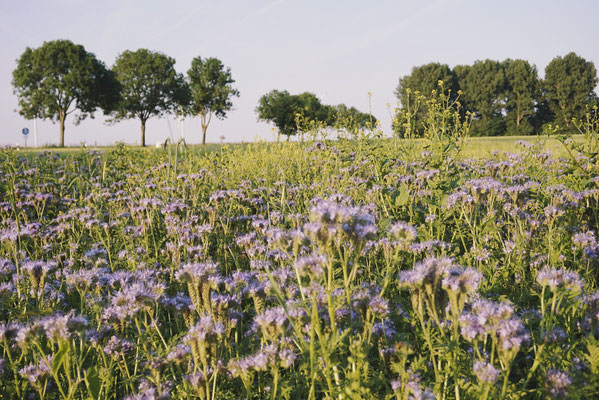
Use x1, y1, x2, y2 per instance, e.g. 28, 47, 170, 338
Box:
256, 90, 376, 140
256, 89, 306, 138
12, 39, 120, 147
396, 54, 597, 136
456, 60, 507, 136
396, 62, 458, 105
544, 52, 598, 130
110, 49, 190, 146
394, 63, 458, 136
503, 59, 539, 136
186, 56, 239, 145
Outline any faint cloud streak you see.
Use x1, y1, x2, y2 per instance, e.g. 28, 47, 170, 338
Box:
149, 1, 210, 40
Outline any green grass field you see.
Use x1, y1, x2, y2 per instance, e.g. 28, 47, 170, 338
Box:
15, 134, 575, 159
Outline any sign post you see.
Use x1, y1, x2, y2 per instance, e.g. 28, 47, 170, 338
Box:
33, 118, 38, 147
22, 127, 29, 148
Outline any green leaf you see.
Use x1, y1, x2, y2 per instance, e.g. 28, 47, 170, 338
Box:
584, 336, 599, 374
85, 366, 101, 399
395, 184, 410, 207
52, 341, 69, 376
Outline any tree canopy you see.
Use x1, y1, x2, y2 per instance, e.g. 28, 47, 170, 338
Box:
394, 63, 457, 136
110, 49, 189, 146
456, 60, 506, 136
544, 52, 598, 128
395, 63, 458, 106
186, 56, 239, 145
256, 90, 375, 140
395, 53, 597, 136
503, 59, 539, 135
256, 90, 303, 138
12, 39, 120, 147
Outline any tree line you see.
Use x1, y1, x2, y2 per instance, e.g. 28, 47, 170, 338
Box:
255, 90, 376, 141
12, 40, 239, 147
12, 40, 375, 147
395, 53, 598, 137
13, 40, 598, 145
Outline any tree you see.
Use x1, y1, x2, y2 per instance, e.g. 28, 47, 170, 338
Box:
256, 90, 301, 139
256, 90, 376, 141
544, 52, 598, 128
186, 57, 239, 145
332, 104, 376, 134
455, 60, 507, 136
111, 49, 189, 147
12, 39, 120, 147
256, 90, 325, 140
396, 62, 458, 106
503, 59, 540, 135
394, 63, 458, 137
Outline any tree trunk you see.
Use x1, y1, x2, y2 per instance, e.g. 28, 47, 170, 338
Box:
200, 112, 211, 146
59, 111, 65, 147
141, 120, 146, 147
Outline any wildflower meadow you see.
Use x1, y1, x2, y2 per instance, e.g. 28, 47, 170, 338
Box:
1, 109, 599, 399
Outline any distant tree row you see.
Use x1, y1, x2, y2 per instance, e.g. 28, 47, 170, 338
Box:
12, 40, 239, 147
395, 53, 598, 136
255, 90, 376, 141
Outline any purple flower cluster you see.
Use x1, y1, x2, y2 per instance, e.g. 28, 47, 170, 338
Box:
545, 369, 572, 398
19, 356, 52, 385
536, 267, 583, 292
399, 256, 481, 295
473, 360, 500, 384
294, 254, 327, 279
183, 315, 225, 346
459, 299, 529, 354
306, 195, 378, 243
228, 343, 297, 377
254, 306, 289, 339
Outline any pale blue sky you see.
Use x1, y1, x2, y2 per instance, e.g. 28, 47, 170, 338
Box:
1, 0, 598, 146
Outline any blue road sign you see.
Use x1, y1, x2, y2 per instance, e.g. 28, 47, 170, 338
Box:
22, 128, 30, 136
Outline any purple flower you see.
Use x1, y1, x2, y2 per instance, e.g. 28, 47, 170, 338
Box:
183, 315, 224, 346
22, 260, 56, 281
176, 262, 220, 285
19, 356, 52, 385
373, 319, 396, 339
496, 318, 529, 352
0, 258, 15, 276
103, 335, 135, 356
537, 267, 583, 292
441, 265, 483, 294
124, 381, 170, 400
389, 221, 417, 243
278, 347, 297, 368
473, 360, 499, 383
254, 307, 289, 339
545, 369, 571, 398
295, 254, 327, 279
391, 371, 435, 399
307, 196, 378, 243
409, 240, 451, 255
399, 256, 455, 290
103, 281, 164, 323
42, 312, 88, 342
167, 344, 191, 364
573, 231, 599, 259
